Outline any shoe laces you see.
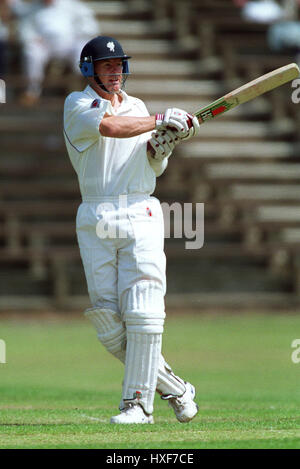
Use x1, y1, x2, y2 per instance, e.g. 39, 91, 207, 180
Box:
122, 401, 142, 415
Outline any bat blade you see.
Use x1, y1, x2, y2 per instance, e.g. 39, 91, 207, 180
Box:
194, 63, 300, 124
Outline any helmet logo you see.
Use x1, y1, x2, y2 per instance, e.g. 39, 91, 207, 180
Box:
107, 42, 115, 52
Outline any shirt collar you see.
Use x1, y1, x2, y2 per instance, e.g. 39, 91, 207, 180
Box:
84, 85, 131, 114
85, 85, 101, 100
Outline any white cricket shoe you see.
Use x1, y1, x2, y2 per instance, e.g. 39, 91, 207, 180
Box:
110, 402, 154, 424
168, 382, 198, 423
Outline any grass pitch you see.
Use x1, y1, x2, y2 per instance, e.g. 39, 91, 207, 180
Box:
0, 312, 300, 449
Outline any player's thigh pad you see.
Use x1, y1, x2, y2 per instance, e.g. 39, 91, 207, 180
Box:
85, 308, 126, 362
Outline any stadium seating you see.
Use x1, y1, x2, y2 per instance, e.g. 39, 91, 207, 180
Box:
1, 0, 300, 310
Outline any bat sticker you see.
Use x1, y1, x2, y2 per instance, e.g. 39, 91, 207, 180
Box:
197, 100, 234, 122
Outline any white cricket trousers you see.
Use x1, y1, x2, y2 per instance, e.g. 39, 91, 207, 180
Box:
76, 194, 167, 414
76, 194, 166, 312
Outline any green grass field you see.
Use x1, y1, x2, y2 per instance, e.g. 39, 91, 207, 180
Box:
0, 312, 300, 449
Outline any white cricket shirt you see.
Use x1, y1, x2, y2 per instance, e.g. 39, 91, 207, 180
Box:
63, 85, 159, 200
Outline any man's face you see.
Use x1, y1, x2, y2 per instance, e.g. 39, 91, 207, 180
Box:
94, 58, 123, 94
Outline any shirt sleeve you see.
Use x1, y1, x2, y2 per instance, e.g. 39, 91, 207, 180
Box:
132, 97, 151, 117
63, 92, 109, 153
132, 97, 169, 177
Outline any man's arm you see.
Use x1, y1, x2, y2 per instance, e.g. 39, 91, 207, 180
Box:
99, 107, 200, 139
99, 114, 156, 138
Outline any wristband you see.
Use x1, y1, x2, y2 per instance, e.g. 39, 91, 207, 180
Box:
155, 113, 164, 126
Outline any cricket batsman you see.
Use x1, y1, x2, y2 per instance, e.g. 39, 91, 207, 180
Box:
63, 36, 200, 424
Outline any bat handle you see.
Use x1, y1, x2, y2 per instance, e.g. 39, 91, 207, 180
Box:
148, 117, 193, 157
187, 114, 193, 129
147, 141, 156, 157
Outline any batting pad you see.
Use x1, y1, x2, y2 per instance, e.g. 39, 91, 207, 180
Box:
121, 281, 166, 327
121, 281, 166, 413
122, 326, 163, 415
156, 356, 186, 399
84, 308, 126, 362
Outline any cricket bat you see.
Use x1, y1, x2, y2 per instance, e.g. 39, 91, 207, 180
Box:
148, 63, 299, 156
194, 63, 299, 124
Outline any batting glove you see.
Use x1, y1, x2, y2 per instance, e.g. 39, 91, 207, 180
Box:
155, 108, 200, 140
180, 114, 200, 141
147, 128, 179, 161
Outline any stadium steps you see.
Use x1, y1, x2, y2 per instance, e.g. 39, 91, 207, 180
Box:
225, 184, 300, 200
1, 0, 300, 310
117, 38, 174, 58
99, 19, 171, 39
179, 139, 298, 159
204, 163, 300, 182
127, 78, 223, 95
88, 1, 134, 16
129, 59, 198, 77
